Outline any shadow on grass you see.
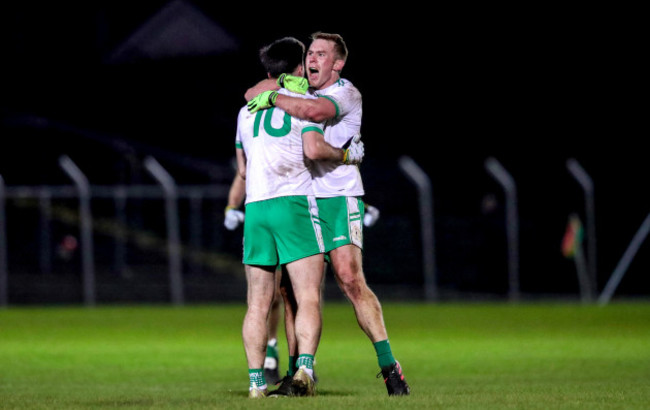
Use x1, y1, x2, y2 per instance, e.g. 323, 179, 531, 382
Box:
314, 389, 355, 397
88, 398, 158, 407
222, 388, 355, 398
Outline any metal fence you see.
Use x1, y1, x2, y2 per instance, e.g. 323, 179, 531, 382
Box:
0, 155, 238, 307
2, 154, 647, 307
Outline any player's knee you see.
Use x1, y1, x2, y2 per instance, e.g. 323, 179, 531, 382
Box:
248, 301, 270, 314
296, 290, 321, 308
339, 275, 368, 300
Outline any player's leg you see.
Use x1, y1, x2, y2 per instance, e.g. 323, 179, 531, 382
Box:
280, 267, 298, 374
332, 247, 410, 395
284, 253, 324, 396
267, 268, 300, 397
323, 196, 410, 396
266, 195, 325, 396
264, 270, 282, 385
241, 199, 283, 398
320, 196, 388, 342
330, 243, 389, 342
242, 264, 276, 397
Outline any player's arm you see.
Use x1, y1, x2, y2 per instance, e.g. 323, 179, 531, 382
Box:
244, 78, 279, 101
246, 74, 336, 122
244, 74, 308, 102
275, 95, 337, 123
235, 147, 247, 183
223, 148, 247, 230
302, 128, 344, 162
302, 128, 363, 164
226, 166, 246, 210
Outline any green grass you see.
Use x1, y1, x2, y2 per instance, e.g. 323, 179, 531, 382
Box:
1, 301, 649, 409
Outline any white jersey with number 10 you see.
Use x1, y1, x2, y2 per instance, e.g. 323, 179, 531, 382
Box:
236, 90, 322, 204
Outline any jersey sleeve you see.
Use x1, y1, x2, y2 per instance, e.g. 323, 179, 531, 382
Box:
321, 82, 362, 119
301, 122, 324, 136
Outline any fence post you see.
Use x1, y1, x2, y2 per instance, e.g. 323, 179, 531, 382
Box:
598, 213, 650, 305
567, 158, 597, 299
113, 186, 128, 276
39, 189, 52, 275
189, 190, 203, 275
59, 156, 96, 306
485, 157, 520, 301
398, 156, 437, 301
0, 175, 7, 307
144, 156, 184, 306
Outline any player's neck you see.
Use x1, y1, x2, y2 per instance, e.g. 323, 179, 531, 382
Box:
318, 74, 341, 91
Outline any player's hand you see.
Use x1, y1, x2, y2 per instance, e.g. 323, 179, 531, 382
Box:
277, 74, 309, 94
364, 204, 380, 227
343, 139, 364, 165
341, 133, 362, 149
247, 90, 278, 113
224, 207, 245, 230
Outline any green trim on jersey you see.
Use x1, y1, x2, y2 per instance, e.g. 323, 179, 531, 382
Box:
318, 95, 340, 118
302, 126, 324, 135
235, 141, 243, 149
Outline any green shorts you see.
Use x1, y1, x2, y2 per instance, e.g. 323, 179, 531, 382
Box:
317, 196, 365, 252
243, 195, 325, 266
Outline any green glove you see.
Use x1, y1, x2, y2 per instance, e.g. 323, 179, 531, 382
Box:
247, 90, 279, 113
277, 73, 309, 94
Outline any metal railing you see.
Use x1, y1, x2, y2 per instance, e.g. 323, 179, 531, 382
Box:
3, 154, 646, 307
0, 155, 230, 307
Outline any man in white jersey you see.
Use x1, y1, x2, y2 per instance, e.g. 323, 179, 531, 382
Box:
246, 32, 410, 396
237, 36, 364, 398
225, 174, 381, 387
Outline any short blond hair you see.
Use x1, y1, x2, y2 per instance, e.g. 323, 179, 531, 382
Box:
310, 32, 348, 62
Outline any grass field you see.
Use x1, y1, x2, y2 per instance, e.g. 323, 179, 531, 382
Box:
1, 301, 649, 409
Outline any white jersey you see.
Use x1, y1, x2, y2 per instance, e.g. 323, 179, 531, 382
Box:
236, 89, 323, 204
311, 78, 365, 198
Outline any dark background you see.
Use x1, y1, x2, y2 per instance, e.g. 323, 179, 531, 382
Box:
1, 1, 647, 303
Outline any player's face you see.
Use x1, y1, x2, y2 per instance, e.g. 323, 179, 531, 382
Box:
306, 39, 342, 90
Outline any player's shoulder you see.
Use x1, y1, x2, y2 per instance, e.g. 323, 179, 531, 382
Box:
338, 77, 358, 89
333, 78, 359, 91
237, 104, 252, 119
321, 78, 361, 99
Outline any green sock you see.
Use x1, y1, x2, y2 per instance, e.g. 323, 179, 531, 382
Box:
296, 354, 314, 370
266, 338, 279, 360
287, 356, 297, 376
373, 339, 396, 369
248, 368, 266, 389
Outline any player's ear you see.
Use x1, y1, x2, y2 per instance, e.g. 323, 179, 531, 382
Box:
333, 59, 345, 72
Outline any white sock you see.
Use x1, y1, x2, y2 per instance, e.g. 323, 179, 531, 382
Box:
264, 357, 277, 369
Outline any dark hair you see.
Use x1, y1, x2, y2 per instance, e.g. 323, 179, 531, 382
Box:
259, 37, 306, 78
310, 32, 348, 62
